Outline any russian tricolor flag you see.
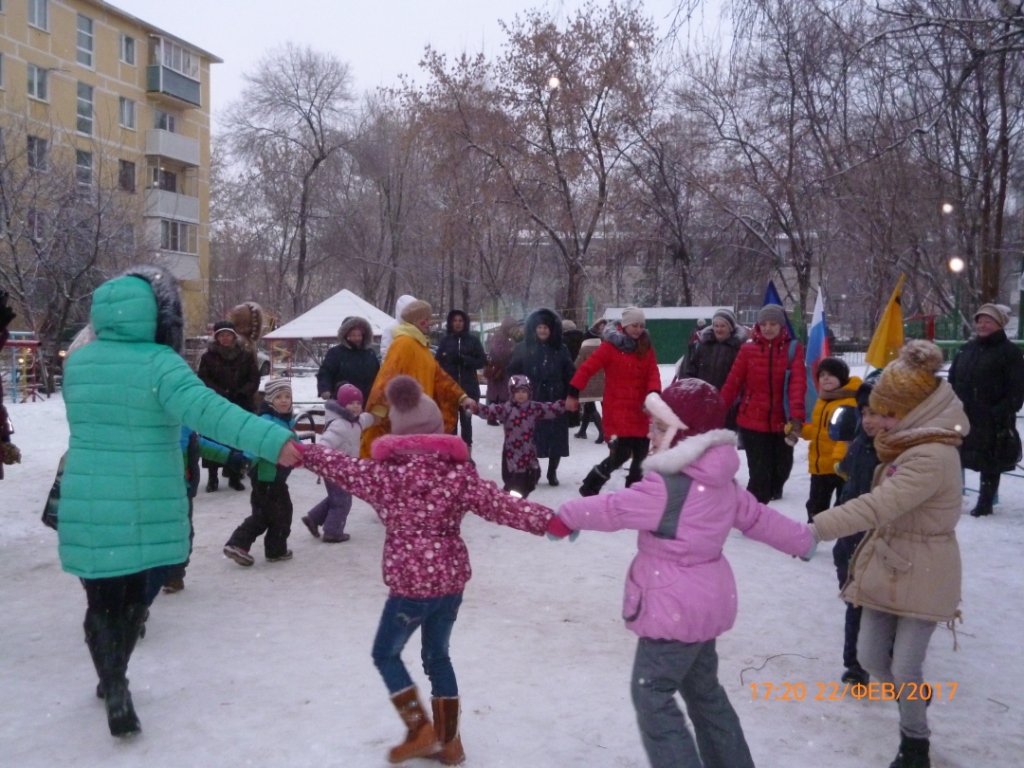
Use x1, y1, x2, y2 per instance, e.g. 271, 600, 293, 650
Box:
805, 289, 830, 415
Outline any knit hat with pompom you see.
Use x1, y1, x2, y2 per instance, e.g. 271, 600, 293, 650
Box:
386, 375, 444, 435
869, 340, 944, 419
644, 378, 728, 451
336, 383, 363, 408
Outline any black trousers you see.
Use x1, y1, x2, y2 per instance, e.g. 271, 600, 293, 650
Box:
226, 481, 293, 558
979, 471, 1002, 506
807, 474, 845, 522
82, 571, 149, 617
597, 436, 650, 486
450, 408, 473, 446
740, 428, 793, 504
577, 402, 603, 437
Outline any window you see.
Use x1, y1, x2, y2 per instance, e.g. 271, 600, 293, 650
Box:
118, 160, 136, 193
119, 97, 136, 130
120, 34, 135, 65
27, 64, 48, 101
27, 136, 48, 171
28, 0, 47, 31
154, 109, 177, 133
148, 162, 177, 193
76, 150, 93, 188
160, 220, 196, 253
159, 40, 199, 80
76, 82, 93, 134
76, 15, 94, 67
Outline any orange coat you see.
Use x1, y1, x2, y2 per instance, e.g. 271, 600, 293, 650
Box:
360, 325, 466, 457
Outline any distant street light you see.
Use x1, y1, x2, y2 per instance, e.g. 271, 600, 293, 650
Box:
941, 202, 954, 215
626, 39, 636, 49
948, 257, 965, 273
547, 76, 560, 90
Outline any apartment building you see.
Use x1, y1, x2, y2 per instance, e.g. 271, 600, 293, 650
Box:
0, 0, 220, 334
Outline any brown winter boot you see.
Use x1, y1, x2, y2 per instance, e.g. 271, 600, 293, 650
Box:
429, 697, 466, 765
388, 686, 439, 763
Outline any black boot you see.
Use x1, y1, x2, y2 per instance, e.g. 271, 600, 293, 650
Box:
969, 503, 993, 517
84, 610, 141, 737
888, 733, 930, 768
546, 456, 560, 486
592, 411, 605, 444
227, 471, 246, 492
580, 467, 609, 497
205, 467, 219, 492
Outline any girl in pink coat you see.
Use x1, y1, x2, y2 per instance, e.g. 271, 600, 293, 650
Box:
551, 378, 815, 768
298, 375, 554, 766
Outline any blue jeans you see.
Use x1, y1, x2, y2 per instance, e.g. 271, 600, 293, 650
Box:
372, 593, 463, 697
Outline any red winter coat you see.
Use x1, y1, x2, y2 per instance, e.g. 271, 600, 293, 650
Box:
301, 434, 552, 598
569, 330, 661, 439
719, 325, 806, 434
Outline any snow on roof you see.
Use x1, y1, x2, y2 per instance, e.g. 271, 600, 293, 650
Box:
603, 306, 732, 321
264, 289, 393, 340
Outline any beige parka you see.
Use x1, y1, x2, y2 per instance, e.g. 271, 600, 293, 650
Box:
811, 380, 968, 622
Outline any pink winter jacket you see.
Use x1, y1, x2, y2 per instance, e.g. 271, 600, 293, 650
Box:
556, 430, 813, 643
301, 434, 553, 598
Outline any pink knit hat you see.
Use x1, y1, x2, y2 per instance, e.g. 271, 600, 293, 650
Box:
336, 383, 363, 408
386, 376, 443, 435
644, 379, 727, 451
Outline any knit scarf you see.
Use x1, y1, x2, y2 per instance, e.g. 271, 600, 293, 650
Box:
874, 427, 963, 463
392, 322, 429, 347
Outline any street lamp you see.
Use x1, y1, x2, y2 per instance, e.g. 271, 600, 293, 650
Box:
949, 257, 965, 336
547, 76, 560, 90
941, 202, 954, 215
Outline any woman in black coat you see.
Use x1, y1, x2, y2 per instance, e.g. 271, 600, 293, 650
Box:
680, 309, 746, 391
507, 307, 575, 485
435, 309, 487, 451
317, 316, 380, 404
948, 303, 1024, 517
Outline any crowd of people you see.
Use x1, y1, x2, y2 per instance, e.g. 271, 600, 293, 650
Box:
9, 266, 1021, 768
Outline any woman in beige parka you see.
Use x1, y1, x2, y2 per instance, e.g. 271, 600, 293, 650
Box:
810, 341, 967, 768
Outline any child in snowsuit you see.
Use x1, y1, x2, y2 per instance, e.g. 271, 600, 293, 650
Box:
800, 357, 862, 522
224, 377, 298, 565
474, 374, 565, 498
811, 342, 967, 768
550, 378, 815, 768
301, 383, 374, 543
298, 375, 554, 765
828, 380, 881, 687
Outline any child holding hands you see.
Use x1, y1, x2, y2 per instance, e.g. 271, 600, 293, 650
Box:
298, 375, 555, 765
473, 374, 565, 497
549, 378, 815, 768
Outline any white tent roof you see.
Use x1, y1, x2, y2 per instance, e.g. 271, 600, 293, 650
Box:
264, 289, 393, 340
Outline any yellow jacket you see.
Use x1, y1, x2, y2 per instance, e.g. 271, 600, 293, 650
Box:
801, 377, 862, 475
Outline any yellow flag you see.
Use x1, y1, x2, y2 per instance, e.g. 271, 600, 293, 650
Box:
865, 275, 906, 369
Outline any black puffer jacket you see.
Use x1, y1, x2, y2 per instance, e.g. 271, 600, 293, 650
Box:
197, 339, 261, 412
948, 329, 1024, 472
507, 308, 575, 458
316, 316, 380, 403
680, 324, 747, 391
434, 310, 487, 401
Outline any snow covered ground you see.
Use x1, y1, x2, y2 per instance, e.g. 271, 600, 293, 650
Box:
1, 369, 1022, 767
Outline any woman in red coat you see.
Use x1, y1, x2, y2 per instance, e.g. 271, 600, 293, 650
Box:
567, 307, 661, 496
719, 304, 806, 503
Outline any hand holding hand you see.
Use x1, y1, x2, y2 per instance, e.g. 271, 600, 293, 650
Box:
276, 440, 304, 468
225, 449, 251, 476
565, 395, 579, 412
784, 419, 803, 446
461, 398, 478, 413
800, 536, 818, 562
546, 515, 579, 542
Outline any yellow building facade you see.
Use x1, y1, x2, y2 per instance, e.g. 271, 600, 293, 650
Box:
0, 0, 220, 334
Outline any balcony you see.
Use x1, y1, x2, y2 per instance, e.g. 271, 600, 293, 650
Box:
145, 130, 199, 167
154, 251, 200, 281
147, 65, 201, 107
145, 188, 200, 224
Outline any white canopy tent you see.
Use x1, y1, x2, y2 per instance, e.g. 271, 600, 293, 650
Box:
264, 289, 393, 341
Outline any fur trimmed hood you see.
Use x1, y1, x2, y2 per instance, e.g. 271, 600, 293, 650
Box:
698, 323, 747, 347
524, 307, 563, 349
337, 316, 373, 348
370, 433, 470, 463
642, 429, 738, 477
229, 302, 264, 347
89, 265, 184, 352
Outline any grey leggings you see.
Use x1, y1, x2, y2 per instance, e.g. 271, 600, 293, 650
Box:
858, 608, 938, 739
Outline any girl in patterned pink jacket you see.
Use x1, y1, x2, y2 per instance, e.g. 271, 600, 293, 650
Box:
298, 375, 554, 766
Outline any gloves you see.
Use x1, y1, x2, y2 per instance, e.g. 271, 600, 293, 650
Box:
784, 419, 802, 447
1, 442, 21, 465
225, 450, 252, 477
546, 515, 579, 542
800, 538, 818, 562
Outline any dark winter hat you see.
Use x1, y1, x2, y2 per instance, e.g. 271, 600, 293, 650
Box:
816, 357, 850, 387
508, 374, 532, 396
336, 383, 363, 408
386, 375, 443, 435
855, 381, 874, 411
401, 300, 433, 326
758, 304, 787, 327
712, 308, 737, 331
213, 320, 237, 339
645, 379, 728, 450
263, 377, 292, 402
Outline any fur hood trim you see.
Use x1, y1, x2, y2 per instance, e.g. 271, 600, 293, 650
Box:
122, 265, 184, 352
229, 302, 264, 346
371, 433, 470, 462
642, 429, 738, 475
337, 316, 373, 348
699, 324, 747, 346
524, 307, 563, 349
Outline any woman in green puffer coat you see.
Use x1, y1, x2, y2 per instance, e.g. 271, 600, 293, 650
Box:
60, 266, 301, 738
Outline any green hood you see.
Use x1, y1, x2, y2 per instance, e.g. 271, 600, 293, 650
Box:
91, 275, 158, 344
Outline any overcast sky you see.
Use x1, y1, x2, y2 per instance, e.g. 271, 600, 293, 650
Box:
111, 0, 718, 125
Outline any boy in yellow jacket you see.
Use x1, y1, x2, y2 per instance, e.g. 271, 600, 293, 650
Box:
801, 357, 861, 523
